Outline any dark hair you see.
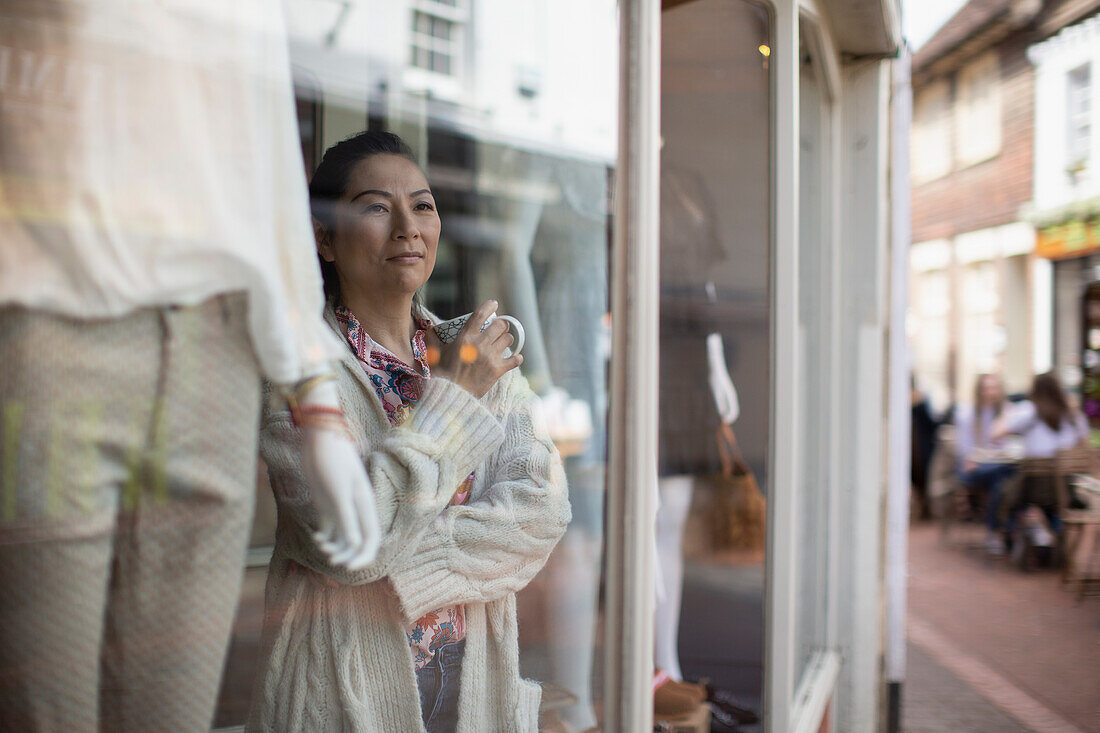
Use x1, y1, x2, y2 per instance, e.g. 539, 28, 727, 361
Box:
1030, 371, 1071, 431
309, 131, 417, 299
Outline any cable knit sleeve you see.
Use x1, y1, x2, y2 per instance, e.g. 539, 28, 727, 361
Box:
387, 369, 572, 623
260, 374, 506, 586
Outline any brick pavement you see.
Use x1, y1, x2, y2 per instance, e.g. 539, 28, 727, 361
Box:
904, 642, 1032, 733
905, 522, 1100, 733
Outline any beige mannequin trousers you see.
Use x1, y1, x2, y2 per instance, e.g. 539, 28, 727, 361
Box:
0, 293, 261, 732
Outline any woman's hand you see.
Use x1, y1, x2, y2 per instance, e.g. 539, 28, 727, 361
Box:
429, 299, 523, 399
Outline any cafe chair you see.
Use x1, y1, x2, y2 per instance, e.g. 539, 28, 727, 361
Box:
1012, 447, 1100, 571
1060, 454, 1100, 598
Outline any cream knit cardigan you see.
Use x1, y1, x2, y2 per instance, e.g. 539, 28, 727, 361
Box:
246, 305, 571, 732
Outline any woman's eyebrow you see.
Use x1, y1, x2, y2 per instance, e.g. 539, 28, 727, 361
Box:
348, 188, 432, 202
349, 189, 390, 202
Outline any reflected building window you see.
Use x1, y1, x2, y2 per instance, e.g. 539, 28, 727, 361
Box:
1066, 63, 1091, 181
410, 4, 463, 75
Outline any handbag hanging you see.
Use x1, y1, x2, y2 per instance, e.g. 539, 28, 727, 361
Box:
704, 422, 767, 552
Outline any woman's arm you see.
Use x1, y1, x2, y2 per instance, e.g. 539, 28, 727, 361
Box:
261, 375, 506, 586
386, 369, 571, 623
992, 401, 1035, 441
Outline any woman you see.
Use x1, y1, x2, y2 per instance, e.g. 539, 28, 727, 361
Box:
955, 374, 1013, 552
995, 371, 1088, 541
247, 131, 571, 732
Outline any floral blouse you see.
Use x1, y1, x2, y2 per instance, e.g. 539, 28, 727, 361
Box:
335, 304, 472, 669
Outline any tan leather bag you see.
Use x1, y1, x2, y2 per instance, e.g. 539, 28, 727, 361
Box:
704, 423, 766, 551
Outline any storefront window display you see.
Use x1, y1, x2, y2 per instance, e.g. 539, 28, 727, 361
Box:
0, 2, 381, 731
215, 0, 620, 729
657, 0, 771, 717
0, 0, 906, 728
0, 1, 617, 731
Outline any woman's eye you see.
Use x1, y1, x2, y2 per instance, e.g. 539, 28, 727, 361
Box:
364, 203, 387, 213
415, 202, 435, 211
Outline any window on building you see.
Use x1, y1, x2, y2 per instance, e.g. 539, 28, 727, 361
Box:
960, 259, 1002, 397
410, 6, 460, 75
912, 80, 952, 183
1067, 63, 1091, 180
954, 52, 1002, 167
912, 267, 952, 409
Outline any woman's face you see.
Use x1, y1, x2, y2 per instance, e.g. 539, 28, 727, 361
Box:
979, 375, 1002, 406
319, 153, 440, 303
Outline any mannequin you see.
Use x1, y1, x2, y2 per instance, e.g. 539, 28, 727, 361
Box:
655, 153, 761, 727
656, 160, 726, 685
523, 157, 610, 730
655, 285, 740, 681
0, 4, 377, 730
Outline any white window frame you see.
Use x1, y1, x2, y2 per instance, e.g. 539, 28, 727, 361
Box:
769, 3, 847, 732
767, 3, 893, 732
610, 2, 892, 732
601, 1, 660, 730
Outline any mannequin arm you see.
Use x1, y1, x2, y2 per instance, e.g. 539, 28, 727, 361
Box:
706, 332, 739, 425
296, 380, 381, 570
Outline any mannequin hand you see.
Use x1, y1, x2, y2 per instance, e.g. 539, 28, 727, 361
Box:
298, 380, 380, 570
706, 333, 739, 425
429, 300, 523, 398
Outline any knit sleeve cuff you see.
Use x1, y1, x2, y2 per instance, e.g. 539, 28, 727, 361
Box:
406, 377, 505, 478
388, 539, 460, 622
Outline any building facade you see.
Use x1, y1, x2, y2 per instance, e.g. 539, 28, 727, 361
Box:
1029, 10, 1100, 420
909, 0, 1043, 410
909, 0, 1100, 411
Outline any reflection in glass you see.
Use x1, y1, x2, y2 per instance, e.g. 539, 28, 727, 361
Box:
658, 0, 771, 718
215, 1, 618, 728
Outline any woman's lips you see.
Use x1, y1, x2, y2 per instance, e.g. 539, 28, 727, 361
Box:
387, 253, 423, 263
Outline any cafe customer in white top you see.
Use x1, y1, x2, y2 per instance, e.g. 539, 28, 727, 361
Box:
994, 372, 1090, 543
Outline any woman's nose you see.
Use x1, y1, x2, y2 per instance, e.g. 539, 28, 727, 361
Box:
392, 206, 420, 240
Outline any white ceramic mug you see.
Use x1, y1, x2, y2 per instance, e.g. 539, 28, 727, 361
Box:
433, 312, 525, 357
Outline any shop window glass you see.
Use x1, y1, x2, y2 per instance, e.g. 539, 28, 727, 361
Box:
658, 0, 771, 718
212, 0, 618, 728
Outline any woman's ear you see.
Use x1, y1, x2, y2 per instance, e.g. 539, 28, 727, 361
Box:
314, 218, 335, 262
